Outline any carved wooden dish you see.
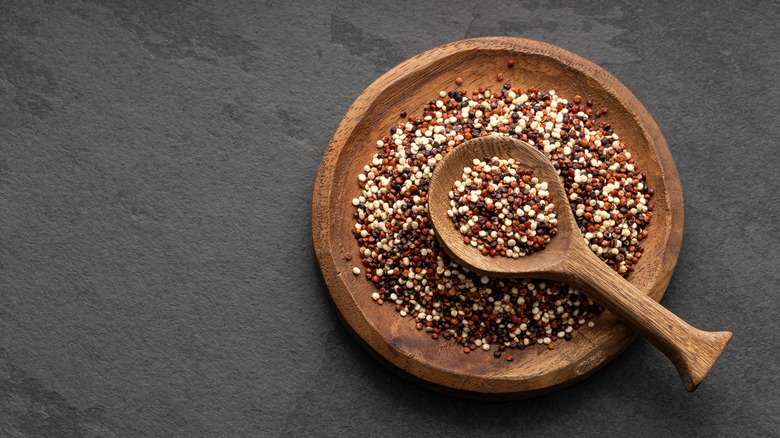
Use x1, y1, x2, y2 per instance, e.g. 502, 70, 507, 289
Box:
312, 37, 683, 399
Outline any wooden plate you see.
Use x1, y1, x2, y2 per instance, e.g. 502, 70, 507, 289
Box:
312, 37, 683, 399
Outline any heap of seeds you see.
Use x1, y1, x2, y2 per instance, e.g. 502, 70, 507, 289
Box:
351, 78, 653, 356
448, 158, 558, 258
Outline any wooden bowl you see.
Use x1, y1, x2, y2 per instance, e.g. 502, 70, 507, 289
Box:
312, 37, 683, 399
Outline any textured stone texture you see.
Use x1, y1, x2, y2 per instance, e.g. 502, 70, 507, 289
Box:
1, 0, 778, 436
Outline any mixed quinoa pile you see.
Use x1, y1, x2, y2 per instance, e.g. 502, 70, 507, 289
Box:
350, 70, 653, 358
447, 158, 558, 258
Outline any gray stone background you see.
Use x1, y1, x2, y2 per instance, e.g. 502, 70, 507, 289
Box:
1, 0, 778, 436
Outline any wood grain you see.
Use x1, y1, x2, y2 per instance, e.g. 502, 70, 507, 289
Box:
312, 37, 687, 399
428, 137, 731, 391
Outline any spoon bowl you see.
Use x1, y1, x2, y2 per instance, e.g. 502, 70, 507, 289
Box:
428, 135, 580, 279
429, 136, 732, 391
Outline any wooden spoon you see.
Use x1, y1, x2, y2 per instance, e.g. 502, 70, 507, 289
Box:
428, 135, 732, 391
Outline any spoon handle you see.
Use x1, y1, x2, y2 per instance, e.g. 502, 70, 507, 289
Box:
564, 248, 732, 391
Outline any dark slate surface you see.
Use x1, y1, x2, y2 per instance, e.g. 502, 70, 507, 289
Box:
1, 1, 778, 436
